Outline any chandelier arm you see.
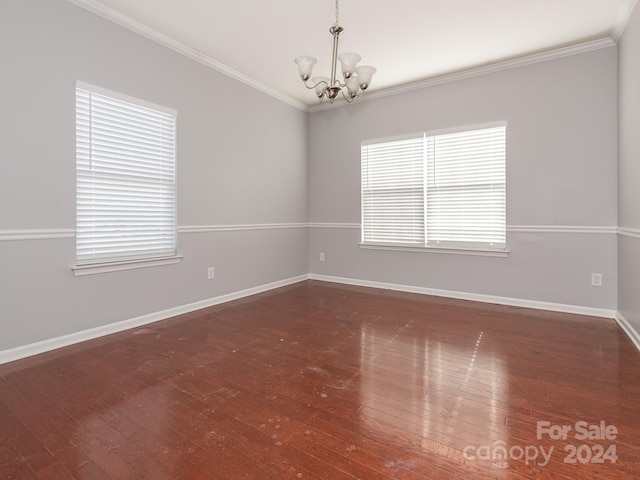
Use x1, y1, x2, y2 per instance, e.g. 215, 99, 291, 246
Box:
301, 78, 329, 90
340, 90, 356, 103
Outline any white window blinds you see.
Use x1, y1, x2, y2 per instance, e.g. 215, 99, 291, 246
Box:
361, 125, 506, 250
426, 126, 506, 248
361, 135, 425, 244
76, 83, 177, 265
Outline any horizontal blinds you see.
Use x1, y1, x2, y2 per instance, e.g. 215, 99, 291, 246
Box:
361, 136, 425, 244
76, 86, 177, 264
426, 126, 506, 248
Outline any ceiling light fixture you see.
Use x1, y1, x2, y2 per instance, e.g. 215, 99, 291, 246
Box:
295, 0, 376, 104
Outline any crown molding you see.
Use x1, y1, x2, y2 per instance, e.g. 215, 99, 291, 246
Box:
65, 1, 620, 115
309, 37, 616, 112
612, 0, 639, 42
65, 0, 308, 111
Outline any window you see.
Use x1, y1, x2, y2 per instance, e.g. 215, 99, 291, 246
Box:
75, 82, 177, 268
361, 124, 506, 251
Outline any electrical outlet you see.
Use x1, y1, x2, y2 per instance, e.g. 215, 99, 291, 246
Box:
591, 273, 602, 287
207, 267, 215, 280
319, 252, 325, 262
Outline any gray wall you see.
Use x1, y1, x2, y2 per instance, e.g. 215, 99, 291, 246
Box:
0, 0, 629, 357
0, 0, 309, 352
618, 3, 640, 334
308, 48, 619, 310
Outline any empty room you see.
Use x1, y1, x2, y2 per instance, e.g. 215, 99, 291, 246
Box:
1, 0, 640, 478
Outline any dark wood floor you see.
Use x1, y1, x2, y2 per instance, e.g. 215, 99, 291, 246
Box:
1, 280, 640, 479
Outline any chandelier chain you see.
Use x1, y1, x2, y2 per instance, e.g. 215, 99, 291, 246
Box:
335, 0, 340, 27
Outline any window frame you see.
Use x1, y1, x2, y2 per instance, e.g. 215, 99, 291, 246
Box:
360, 122, 508, 257
72, 81, 181, 276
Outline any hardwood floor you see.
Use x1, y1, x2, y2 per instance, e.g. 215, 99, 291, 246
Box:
1, 280, 640, 479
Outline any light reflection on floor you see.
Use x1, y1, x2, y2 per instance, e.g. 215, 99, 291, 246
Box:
359, 322, 507, 462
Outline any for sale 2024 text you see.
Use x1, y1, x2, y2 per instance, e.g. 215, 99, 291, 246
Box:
537, 420, 618, 464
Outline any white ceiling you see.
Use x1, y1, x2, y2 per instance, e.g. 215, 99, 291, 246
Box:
70, 0, 635, 108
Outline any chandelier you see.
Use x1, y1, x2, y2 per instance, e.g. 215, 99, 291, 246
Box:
294, 0, 376, 104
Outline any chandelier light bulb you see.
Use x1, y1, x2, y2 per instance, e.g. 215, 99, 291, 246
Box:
338, 52, 361, 79
345, 75, 360, 97
355, 65, 377, 90
295, 56, 317, 82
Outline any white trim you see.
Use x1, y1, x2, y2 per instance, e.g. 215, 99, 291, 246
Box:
179, 223, 308, 234
612, 0, 639, 42
359, 243, 509, 258
72, 255, 184, 276
65, 0, 307, 111
309, 38, 616, 112
0, 224, 309, 242
308, 224, 619, 235
618, 227, 640, 240
424, 120, 507, 138
0, 224, 623, 242
616, 312, 640, 352
1, 272, 628, 365
63, 0, 618, 113
361, 132, 425, 147
76, 80, 177, 116
508, 225, 618, 234
308, 223, 360, 229
0, 229, 75, 241
0, 274, 309, 365
309, 274, 616, 319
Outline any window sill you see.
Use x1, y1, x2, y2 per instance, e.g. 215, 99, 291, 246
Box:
72, 255, 183, 276
359, 243, 509, 257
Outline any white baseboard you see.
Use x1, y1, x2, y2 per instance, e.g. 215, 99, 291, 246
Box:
3, 273, 635, 366
0, 274, 309, 365
309, 274, 617, 319
312, 274, 640, 352
615, 312, 640, 352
